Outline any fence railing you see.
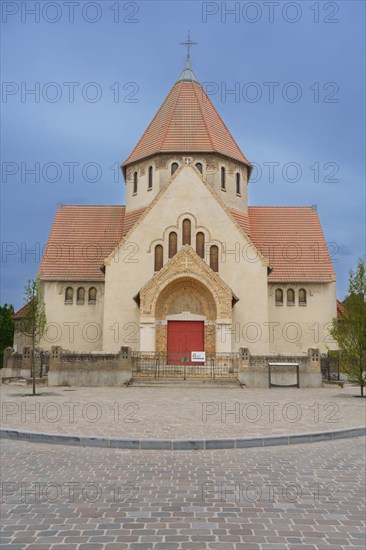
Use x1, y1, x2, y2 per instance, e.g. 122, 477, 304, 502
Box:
131, 352, 239, 379
320, 352, 340, 381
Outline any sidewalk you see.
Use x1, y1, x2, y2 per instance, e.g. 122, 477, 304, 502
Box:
1, 384, 365, 440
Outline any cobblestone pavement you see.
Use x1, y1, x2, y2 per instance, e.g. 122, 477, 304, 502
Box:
1, 385, 365, 439
1, 438, 365, 549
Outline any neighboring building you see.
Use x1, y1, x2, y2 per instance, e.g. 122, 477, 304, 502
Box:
13, 50, 337, 367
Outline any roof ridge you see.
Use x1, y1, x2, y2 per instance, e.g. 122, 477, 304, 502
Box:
122, 86, 180, 167
159, 81, 184, 153
199, 83, 250, 165
57, 204, 125, 208
191, 81, 216, 151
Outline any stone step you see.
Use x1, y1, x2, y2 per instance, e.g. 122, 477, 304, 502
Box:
130, 377, 241, 387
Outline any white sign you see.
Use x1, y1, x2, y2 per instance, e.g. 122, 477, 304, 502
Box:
191, 351, 205, 362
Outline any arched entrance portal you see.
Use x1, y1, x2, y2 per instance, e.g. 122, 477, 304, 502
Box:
138, 245, 234, 357
155, 278, 217, 363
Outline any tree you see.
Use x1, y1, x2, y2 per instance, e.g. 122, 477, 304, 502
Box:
18, 279, 46, 395
330, 258, 366, 397
0, 304, 14, 366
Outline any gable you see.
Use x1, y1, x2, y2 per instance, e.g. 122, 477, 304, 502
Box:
107, 165, 267, 268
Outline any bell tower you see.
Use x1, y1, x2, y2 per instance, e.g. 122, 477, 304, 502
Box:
121, 34, 252, 214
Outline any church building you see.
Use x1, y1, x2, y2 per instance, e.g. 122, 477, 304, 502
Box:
13, 43, 337, 382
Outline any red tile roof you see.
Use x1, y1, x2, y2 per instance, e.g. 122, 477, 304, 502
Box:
229, 208, 251, 237
122, 81, 251, 170
337, 299, 344, 318
12, 301, 33, 319
39, 205, 335, 283
39, 206, 127, 281
248, 206, 335, 282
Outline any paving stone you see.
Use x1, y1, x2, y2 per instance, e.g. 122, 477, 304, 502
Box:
1, 385, 365, 440
0, 437, 364, 549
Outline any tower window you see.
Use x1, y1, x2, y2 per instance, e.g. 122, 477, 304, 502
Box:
221, 167, 226, 190
299, 288, 307, 305
236, 172, 241, 195
133, 171, 138, 194
196, 232, 205, 259
88, 287, 97, 304
210, 245, 219, 272
182, 218, 191, 245
195, 162, 203, 174
154, 245, 164, 271
287, 289, 295, 305
148, 166, 153, 190
168, 232, 177, 258
275, 289, 283, 305
65, 287, 73, 304
171, 162, 179, 175
77, 287, 85, 304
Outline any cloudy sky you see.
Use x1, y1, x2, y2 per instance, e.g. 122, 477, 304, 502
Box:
1, 0, 365, 310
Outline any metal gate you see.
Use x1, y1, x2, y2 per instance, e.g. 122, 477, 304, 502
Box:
131, 352, 239, 380
320, 352, 340, 381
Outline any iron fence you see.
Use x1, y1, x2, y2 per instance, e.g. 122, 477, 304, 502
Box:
131, 352, 239, 379
320, 352, 340, 381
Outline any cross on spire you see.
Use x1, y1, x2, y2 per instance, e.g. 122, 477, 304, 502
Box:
180, 31, 198, 61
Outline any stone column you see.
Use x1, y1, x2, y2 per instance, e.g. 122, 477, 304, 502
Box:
216, 320, 232, 353
238, 347, 250, 385
20, 346, 31, 378
140, 319, 156, 351
305, 348, 322, 388
119, 346, 132, 384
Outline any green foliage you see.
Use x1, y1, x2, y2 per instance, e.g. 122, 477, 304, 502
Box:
331, 258, 366, 396
0, 304, 14, 366
19, 279, 46, 343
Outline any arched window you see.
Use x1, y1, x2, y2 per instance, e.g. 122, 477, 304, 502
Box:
287, 289, 295, 305
210, 245, 219, 272
133, 171, 138, 194
196, 232, 205, 259
154, 245, 163, 271
88, 287, 97, 304
182, 218, 191, 245
299, 288, 307, 305
236, 172, 241, 195
168, 232, 177, 258
275, 289, 283, 305
221, 166, 226, 190
77, 287, 85, 304
195, 162, 203, 174
148, 166, 153, 190
65, 287, 73, 304
171, 162, 179, 175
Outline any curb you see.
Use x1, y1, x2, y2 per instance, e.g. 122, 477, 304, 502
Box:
1, 426, 365, 450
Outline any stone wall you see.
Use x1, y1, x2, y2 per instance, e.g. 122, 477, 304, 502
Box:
47, 346, 132, 387
2, 347, 46, 379
238, 348, 322, 388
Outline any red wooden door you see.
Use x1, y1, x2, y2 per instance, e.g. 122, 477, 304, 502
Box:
167, 321, 204, 365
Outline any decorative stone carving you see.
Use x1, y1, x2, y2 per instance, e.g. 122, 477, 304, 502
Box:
139, 245, 234, 321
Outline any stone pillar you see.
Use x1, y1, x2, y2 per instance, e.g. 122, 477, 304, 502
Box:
238, 347, 250, 385
20, 346, 31, 377
2, 347, 13, 369
120, 347, 132, 384
304, 348, 322, 388
140, 320, 156, 351
2, 348, 14, 378
50, 346, 62, 369
216, 321, 232, 353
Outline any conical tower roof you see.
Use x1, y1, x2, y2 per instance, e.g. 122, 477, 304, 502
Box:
122, 48, 251, 173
